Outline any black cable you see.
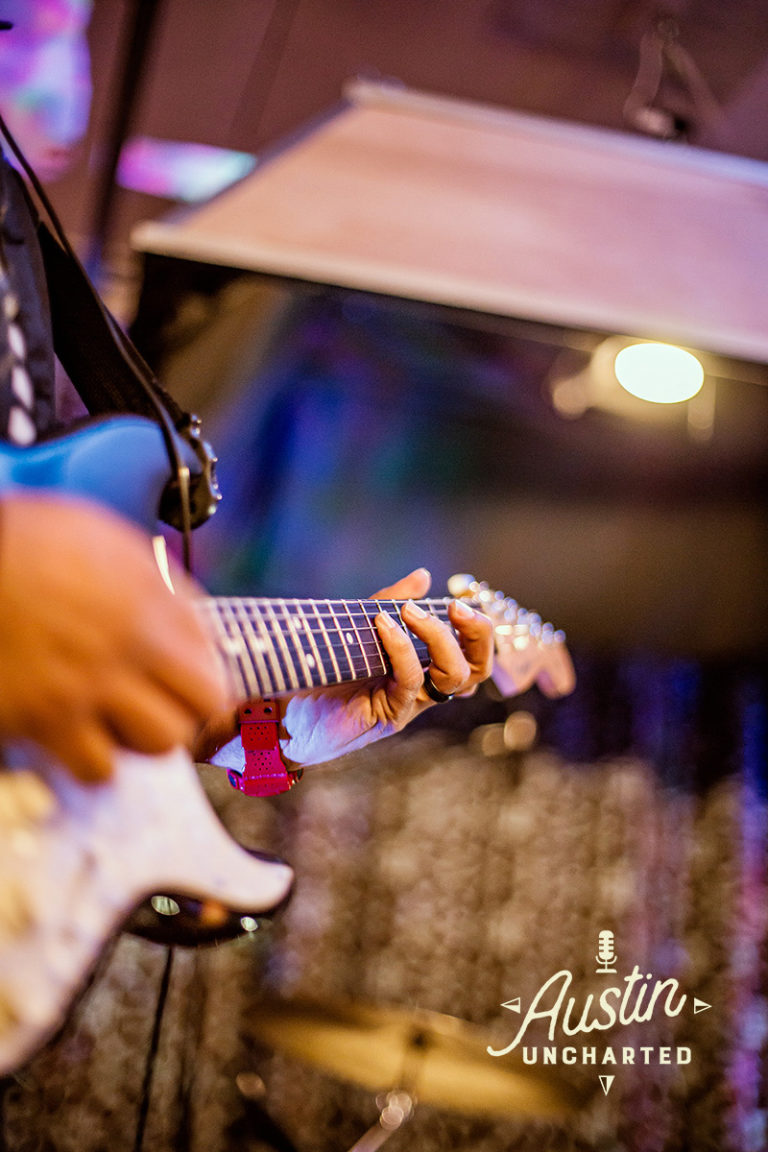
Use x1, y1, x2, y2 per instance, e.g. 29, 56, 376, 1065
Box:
133, 947, 175, 1152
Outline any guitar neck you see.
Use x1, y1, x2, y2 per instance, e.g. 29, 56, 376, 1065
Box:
197, 597, 453, 699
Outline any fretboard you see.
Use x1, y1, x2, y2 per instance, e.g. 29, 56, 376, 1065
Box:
196, 597, 454, 700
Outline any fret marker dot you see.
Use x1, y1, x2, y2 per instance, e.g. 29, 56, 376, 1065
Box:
345, 632, 353, 644
221, 636, 246, 655
306, 655, 316, 668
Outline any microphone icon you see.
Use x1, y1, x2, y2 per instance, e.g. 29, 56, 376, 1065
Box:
596, 930, 617, 974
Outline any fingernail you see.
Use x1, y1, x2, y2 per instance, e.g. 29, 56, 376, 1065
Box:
377, 611, 397, 629
405, 600, 427, 618
452, 599, 474, 618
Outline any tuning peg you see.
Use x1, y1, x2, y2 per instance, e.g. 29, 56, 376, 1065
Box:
449, 573, 575, 699
447, 574, 478, 599
526, 614, 543, 639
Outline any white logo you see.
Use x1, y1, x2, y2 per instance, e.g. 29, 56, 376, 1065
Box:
489, 931, 711, 1094
595, 929, 617, 974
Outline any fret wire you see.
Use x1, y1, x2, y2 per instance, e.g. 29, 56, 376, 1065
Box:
346, 601, 373, 678
214, 599, 261, 699
275, 599, 314, 690
270, 603, 443, 633
329, 599, 366, 677
256, 599, 332, 687
299, 598, 451, 623
374, 598, 446, 671
262, 599, 301, 691
311, 600, 343, 685
230, 598, 275, 697
217, 600, 252, 697
218, 598, 272, 697
195, 601, 246, 698
342, 602, 374, 678
326, 601, 357, 682
241, 600, 286, 696
361, 602, 388, 677
379, 599, 407, 634
204, 595, 457, 701
257, 612, 349, 662
271, 600, 306, 689
241, 599, 287, 695
261, 631, 349, 654
426, 599, 451, 623
224, 599, 260, 698
378, 599, 407, 643
252, 601, 294, 694
296, 600, 330, 687
390, 599, 408, 630
297, 599, 333, 688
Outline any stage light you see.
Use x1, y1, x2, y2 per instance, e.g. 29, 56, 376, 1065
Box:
613, 342, 704, 404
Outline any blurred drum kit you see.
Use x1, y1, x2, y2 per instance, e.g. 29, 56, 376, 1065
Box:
238, 997, 578, 1151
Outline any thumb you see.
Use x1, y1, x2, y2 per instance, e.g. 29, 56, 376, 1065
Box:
369, 567, 432, 600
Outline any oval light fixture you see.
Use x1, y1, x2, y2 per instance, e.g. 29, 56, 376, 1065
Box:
613, 342, 704, 404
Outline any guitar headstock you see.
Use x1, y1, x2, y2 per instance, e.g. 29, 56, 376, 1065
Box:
447, 574, 576, 699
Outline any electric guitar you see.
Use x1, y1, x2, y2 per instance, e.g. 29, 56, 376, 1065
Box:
0, 415, 575, 1074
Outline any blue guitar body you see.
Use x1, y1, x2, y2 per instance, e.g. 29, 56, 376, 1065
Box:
0, 415, 194, 531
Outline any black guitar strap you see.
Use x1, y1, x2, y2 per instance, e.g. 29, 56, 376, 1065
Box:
36, 217, 219, 526
38, 219, 185, 425
0, 108, 220, 542
37, 219, 220, 537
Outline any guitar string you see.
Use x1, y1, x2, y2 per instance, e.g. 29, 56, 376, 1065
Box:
203, 598, 454, 695
275, 598, 315, 688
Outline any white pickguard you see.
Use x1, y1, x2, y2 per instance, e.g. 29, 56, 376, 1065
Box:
0, 749, 293, 1074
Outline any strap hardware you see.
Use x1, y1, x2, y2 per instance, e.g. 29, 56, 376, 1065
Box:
227, 700, 302, 797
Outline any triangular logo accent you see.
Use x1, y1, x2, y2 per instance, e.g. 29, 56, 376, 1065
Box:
693, 998, 711, 1014
599, 1075, 615, 1096
501, 997, 521, 1013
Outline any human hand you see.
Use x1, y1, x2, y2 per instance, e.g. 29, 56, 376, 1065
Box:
0, 493, 229, 783
202, 568, 494, 772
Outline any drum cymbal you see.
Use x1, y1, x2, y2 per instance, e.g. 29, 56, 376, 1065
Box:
246, 998, 578, 1120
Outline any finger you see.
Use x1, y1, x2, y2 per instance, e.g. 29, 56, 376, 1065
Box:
41, 720, 116, 785
375, 611, 423, 713
400, 600, 471, 698
100, 674, 203, 755
119, 556, 231, 716
370, 568, 431, 600
192, 707, 241, 763
126, 595, 231, 722
448, 600, 495, 683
